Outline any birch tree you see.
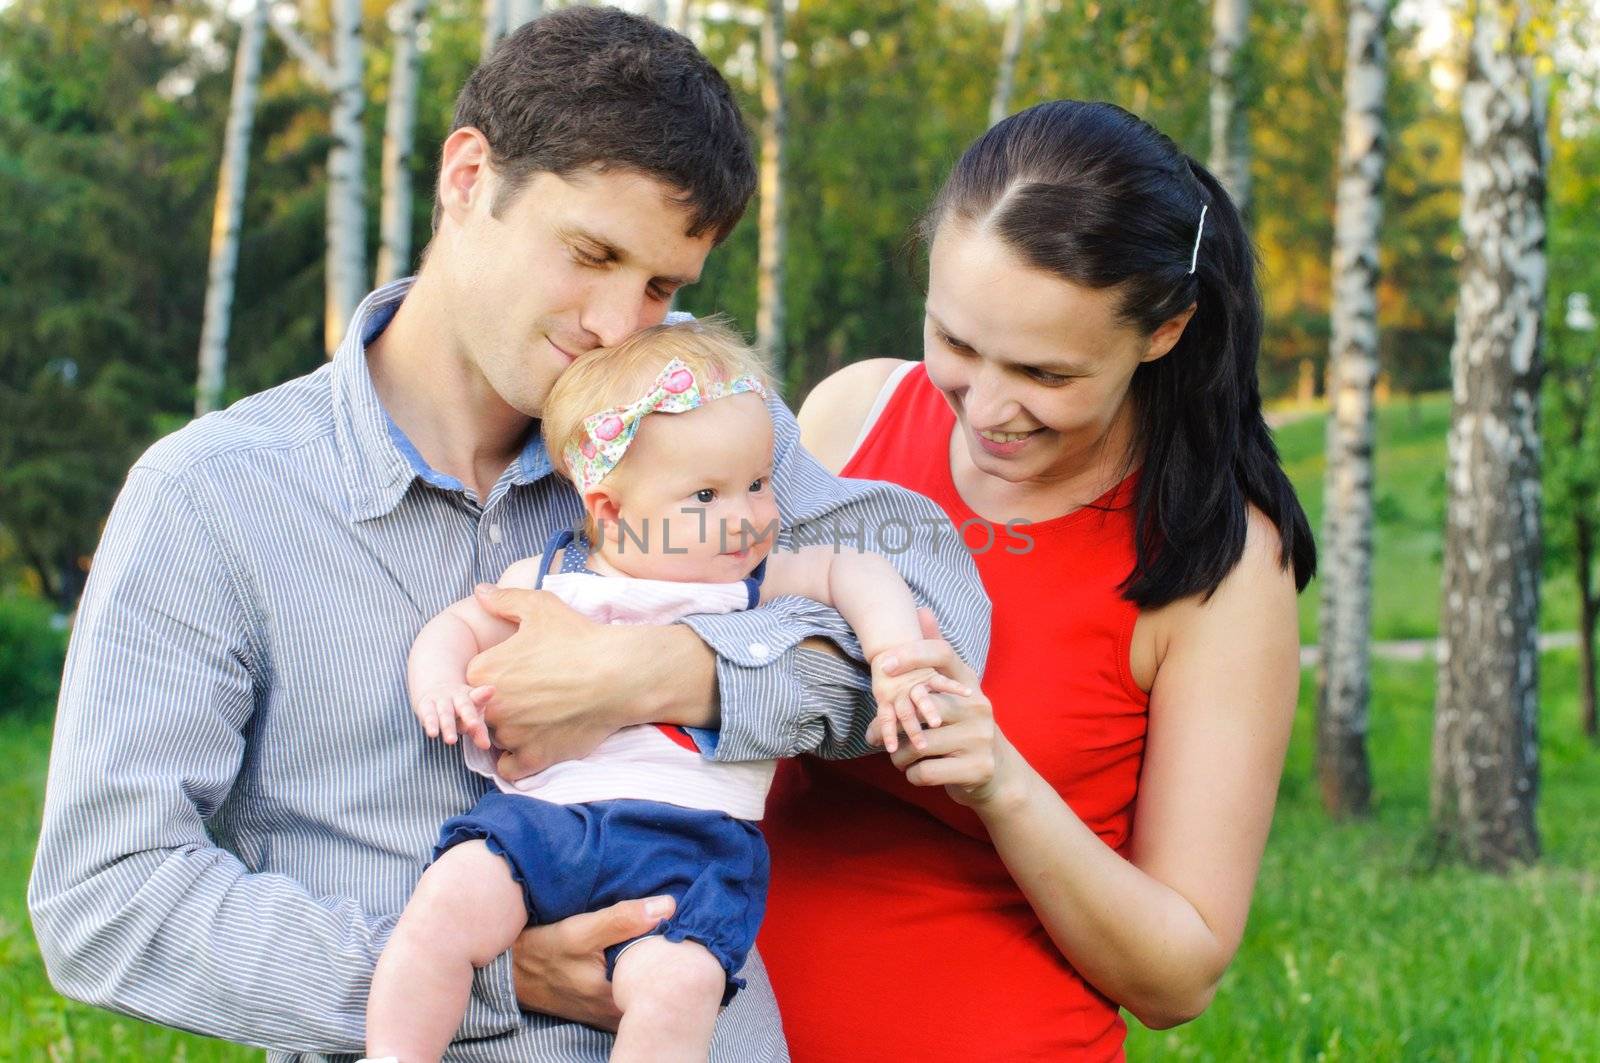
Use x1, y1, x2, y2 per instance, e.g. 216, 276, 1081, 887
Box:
675, 0, 696, 34
271, 2, 368, 355
482, 0, 508, 57
1316, 0, 1391, 817
325, 0, 367, 356
1208, 0, 1251, 217
989, 0, 1027, 127
756, 0, 787, 372
1431, 0, 1548, 871
196, 0, 267, 417
376, 0, 427, 287
507, 0, 543, 34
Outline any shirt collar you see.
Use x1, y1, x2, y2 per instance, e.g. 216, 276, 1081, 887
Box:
332, 278, 554, 522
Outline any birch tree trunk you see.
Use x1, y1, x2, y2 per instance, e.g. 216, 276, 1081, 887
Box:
325, 0, 367, 356
675, 0, 696, 35
482, 0, 508, 58
756, 0, 787, 373
507, 0, 543, 34
1431, 0, 1548, 871
376, 0, 427, 287
989, 0, 1027, 128
648, 0, 668, 23
1208, 0, 1251, 218
1316, 0, 1390, 817
196, 0, 267, 417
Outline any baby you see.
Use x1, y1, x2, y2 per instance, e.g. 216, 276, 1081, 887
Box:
363, 320, 965, 1063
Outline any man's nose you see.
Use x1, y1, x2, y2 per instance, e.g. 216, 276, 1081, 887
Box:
580, 282, 650, 348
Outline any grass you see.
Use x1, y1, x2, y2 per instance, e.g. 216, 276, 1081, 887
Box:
0, 711, 262, 1062
4, 394, 1596, 1060
1277, 393, 1582, 645
1126, 651, 1600, 1060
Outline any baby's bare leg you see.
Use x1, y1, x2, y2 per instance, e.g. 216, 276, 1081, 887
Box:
367, 841, 527, 1063
609, 936, 726, 1063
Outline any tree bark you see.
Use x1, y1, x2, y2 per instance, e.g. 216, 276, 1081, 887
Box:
1316, 0, 1390, 818
1431, 0, 1547, 872
756, 0, 787, 374
989, 0, 1027, 128
376, 0, 427, 287
482, 0, 508, 59
196, 0, 267, 417
324, 0, 367, 357
507, 0, 543, 35
1208, 0, 1251, 218
675, 0, 696, 35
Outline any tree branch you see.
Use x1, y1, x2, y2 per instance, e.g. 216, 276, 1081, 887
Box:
267, 8, 336, 91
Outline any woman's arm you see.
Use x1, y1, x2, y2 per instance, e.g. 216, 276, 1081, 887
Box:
885, 511, 1300, 1028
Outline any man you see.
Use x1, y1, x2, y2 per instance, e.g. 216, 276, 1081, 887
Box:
29, 8, 988, 1062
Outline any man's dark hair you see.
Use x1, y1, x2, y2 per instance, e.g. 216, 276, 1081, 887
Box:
436, 6, 756, 243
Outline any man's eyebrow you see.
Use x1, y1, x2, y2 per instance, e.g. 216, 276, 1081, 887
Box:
558, 225, 699, 287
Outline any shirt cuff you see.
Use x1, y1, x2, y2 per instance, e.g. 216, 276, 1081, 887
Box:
678, 603, 875, 762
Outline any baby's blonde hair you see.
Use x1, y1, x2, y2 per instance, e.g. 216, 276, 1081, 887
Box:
542, 316, 777, 491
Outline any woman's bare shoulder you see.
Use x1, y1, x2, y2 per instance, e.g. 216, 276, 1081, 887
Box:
797, 358, 915, 474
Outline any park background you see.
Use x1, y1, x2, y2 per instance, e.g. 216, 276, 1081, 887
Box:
1, 0, 1598, 1058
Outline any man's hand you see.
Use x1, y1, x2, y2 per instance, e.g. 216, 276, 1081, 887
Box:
511, 896, 677, 1030
466, 586, 638, 780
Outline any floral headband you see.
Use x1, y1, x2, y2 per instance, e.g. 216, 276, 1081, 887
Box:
563, 357, 770, 493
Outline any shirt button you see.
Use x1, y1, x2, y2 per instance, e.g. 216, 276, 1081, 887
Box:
488, 523, 503, 545
748, 642, 769, 660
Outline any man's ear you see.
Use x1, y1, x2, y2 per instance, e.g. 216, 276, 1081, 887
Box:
436, 127, 495, 230
1141, 303, 1198, 364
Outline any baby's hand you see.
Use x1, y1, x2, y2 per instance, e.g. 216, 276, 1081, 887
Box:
412, 683, 495, 749
868, 654, 970, 754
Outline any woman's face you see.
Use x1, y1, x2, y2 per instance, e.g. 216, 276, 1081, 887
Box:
923, 222, 1187, 490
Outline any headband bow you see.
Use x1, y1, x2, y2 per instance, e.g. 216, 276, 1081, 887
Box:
564, 357, 769, 493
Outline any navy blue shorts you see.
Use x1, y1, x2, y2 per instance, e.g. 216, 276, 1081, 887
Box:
435, 791, 768, 1005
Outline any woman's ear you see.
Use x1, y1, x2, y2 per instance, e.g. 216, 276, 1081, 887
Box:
1142, 303, 1198, 364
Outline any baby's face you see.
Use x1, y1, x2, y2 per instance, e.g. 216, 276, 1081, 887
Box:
599, 392, 780, 582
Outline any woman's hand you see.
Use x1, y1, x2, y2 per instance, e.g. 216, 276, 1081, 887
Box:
877, 609, 1026, 811
511, 896, 677, 1029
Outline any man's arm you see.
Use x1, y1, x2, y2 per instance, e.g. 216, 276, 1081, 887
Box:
27, 466, 521, 1053
676, 393, 991, 761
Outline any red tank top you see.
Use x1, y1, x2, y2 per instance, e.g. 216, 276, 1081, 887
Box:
760, 364, 1149, 1062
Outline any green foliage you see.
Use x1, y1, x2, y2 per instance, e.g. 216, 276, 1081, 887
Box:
1543, 93, 1600, 616
0, 596, 67, 716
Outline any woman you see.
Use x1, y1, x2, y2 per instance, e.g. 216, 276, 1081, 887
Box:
757, 100, 1314, 1060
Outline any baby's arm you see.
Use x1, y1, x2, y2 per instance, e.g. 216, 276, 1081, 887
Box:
408, 557, 545, 748
760, 547, 969, 751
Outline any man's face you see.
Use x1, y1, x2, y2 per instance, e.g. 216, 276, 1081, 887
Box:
436, 152, 719, 420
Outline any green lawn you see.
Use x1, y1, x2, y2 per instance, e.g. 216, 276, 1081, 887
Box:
0, 713, 262, 1062
1278, 393, 1583, 644
1126, 651, 1600, 1060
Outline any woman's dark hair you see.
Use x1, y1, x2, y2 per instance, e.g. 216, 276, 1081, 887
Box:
921, 100, 1315, 607
439, 6, 756, 242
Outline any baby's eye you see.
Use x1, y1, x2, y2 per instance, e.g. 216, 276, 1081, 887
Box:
748, 477, 766, 493
694, 488, 718, 504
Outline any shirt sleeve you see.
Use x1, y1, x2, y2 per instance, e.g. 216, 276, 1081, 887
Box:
678, 394, 991, 762
26, 466, 523, 1053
